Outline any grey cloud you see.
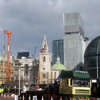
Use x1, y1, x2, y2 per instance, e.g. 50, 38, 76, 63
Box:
0, 0, 100, 56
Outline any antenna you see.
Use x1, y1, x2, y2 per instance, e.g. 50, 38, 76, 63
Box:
33, 46, 37, 58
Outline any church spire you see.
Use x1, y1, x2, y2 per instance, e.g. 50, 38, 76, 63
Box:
44, 33, 46, 41
41, 33, 48, 53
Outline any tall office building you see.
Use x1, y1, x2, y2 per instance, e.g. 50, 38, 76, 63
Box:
64, 13, 86, 70
52, 39, 64, 65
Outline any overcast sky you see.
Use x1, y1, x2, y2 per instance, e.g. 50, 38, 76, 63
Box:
0, 0, 100, 57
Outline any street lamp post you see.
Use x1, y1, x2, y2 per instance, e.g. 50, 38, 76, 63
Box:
97, 41, 100, 79
15, 60, 21, 95
19, 67, 21, 95
23, 70, 24, 90
96, 41, 100, 87
14, 85, 16, 94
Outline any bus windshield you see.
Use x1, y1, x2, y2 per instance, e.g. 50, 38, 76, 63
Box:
73, 79, 90, 87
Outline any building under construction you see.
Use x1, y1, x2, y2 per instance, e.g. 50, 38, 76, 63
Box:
0, 55, 14, 84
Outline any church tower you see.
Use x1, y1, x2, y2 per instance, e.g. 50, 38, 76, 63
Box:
39, 34, 51, 84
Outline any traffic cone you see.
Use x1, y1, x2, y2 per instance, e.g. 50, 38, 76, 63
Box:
11, 95, 14, 99
51, 95, 53, 100
4, 94, 6, 98
22, 94, 25, 100
70, 97, 72, 100
42, 96, 44, 100
28, 95, 31, 100
7, 94, 10, 99
60, 96, 62, 100
1, 93, 3, 97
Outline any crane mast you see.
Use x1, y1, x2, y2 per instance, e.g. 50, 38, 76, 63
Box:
3, 44, 5, 83
4, 30, 12, 82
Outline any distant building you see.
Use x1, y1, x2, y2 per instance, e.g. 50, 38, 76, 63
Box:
51, 57, 66, 83
31, 59, 39, 84
17, 52, 29, 59
52, 39, 64, 65
64, 13, 87, 70
38, 35, 66, 84
39, 34, 51, 84
84, 36, 100, 79
14, 55, 34, 87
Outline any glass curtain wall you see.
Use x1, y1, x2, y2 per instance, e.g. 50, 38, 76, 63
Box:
84, 36, 100, 79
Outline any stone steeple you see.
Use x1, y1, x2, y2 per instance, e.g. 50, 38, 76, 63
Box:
41, 33, 48, 52
39, 34, 51, 84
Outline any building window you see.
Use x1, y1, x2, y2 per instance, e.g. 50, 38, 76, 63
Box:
43, 68, 45, 70
51, 72, 53, 80
43, 56, 46, 62
47, 72, 49, 79
43, 73, 45, 78
43, 81, 45, 84
70, 79, 72, 86
54, 72, 56, 79
66, 79, 68, 86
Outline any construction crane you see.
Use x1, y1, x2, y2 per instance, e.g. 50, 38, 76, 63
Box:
2, 44, 5, 83
4, 30, 12, 82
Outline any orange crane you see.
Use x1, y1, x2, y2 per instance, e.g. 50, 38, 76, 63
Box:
4, 30, 12, 81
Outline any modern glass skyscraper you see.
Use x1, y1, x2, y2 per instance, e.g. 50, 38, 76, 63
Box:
84, 36, 100, 79
52, 39, 64, 65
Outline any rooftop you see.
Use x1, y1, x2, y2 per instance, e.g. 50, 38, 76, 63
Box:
51, 57, 66, 70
